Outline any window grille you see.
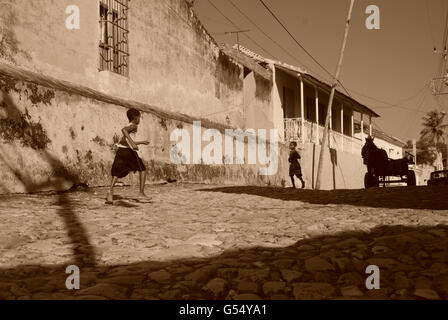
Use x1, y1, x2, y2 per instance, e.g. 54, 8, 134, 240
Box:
99, 0, 130, 77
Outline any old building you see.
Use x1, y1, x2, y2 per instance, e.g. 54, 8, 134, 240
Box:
0, 0, 283, 193
0, 0, 401, 193
232, 46, 407, 189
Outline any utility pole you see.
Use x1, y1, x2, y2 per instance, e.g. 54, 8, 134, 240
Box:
225, 30, 250, 52
315, 0, 356, 190
413, 138, 417, 165
432, 5, 448, 95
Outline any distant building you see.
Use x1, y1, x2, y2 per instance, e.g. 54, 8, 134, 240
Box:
231, 45, 380, 158
354, 125, 406, 160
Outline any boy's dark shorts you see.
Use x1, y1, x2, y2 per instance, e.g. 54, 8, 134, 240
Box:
111, 148, 146, 178
289, 163, 302, 177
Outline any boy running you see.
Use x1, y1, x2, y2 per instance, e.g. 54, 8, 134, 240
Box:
106, 108, 151, 203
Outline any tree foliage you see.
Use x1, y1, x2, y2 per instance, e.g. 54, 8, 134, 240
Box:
420, 110, 447, 151
405, 111, 447, 166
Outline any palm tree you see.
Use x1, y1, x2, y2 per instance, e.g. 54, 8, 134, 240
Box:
420, 110, 447, 167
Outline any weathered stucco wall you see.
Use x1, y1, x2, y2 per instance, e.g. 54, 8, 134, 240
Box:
0, 66, 365, 193
243, 71, 273, 131
298, 143, 366, 190
0, 0, 367, 193
0, 0, 246, 127
275, 69, 301, 119
0, 71, 290, 194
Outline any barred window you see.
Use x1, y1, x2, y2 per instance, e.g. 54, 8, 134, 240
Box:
99, 0, 130, 77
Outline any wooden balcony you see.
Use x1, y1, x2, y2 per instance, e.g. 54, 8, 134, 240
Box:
284, 117, 363, 155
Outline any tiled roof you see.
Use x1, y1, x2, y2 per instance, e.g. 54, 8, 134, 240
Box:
235, 45, 380, 118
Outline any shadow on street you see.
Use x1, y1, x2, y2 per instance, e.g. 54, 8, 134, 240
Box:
0, 224, 447, 300
197, 185, 448, 211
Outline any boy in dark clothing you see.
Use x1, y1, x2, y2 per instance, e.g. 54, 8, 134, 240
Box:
106, 108, 151, 203
289, 141, 305, 189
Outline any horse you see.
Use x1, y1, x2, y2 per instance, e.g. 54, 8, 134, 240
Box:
362, 137, 415, 188
361, 137, 389, 185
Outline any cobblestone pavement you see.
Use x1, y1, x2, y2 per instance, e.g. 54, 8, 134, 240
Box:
0, 183, 447, 300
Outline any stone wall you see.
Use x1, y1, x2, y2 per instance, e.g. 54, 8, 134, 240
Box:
0, 65, 366, 193
0, 66, 290, 194
0, 0, 248, 127
0, 0, 368, 193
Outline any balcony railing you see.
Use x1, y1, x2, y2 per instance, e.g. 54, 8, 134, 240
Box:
284, 118, 363, 155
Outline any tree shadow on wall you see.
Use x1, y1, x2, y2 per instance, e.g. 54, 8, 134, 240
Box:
0, 89, 96, 267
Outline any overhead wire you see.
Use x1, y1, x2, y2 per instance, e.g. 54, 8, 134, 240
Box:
225, 0, 313, 74
206, 0, 277, 59
258, 0, 354, 98
199, 0, 439, 121
425, 0, 436, 48
348, 84, 430, 114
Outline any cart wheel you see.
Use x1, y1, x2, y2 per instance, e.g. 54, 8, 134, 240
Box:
364, 173, 378, 188
407, 170, 416, 186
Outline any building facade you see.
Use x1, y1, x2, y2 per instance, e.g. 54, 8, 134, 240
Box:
0, 0, 404, 193
0, 0, 287, 194
235, 46, 407, 189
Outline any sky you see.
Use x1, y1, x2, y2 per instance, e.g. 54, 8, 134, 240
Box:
193, 0, 448, 142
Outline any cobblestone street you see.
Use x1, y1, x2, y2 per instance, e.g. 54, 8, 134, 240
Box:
0, 183, 448, 300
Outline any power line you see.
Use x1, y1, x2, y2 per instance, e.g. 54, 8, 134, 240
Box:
435, 3, 448, 93
394, 84, 431, 104
258, 0, 334, 79
425, 0, 436, 48
348, 84, 430, 114
206, 0, 277, 59
255, 0, 438, 115
225, 0, 311, 73
258, 0, 354, 99
402, 88, 431, 138
225, 0, 431, 117
203, 0, 434, 121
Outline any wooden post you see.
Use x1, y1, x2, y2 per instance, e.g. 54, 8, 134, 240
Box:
315, 86, 319, 145
300, 77, 305, 144
315, 0, 356, 190
328, 103, 332, 149
341, 104, 344, 152
351, 110, 355, 154
369, 116, 373, 136
413, 138, 417, 165
360, 113, 364, 143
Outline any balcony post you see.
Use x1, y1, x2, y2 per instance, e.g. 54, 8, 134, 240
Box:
360, 113, 364, 143
351, 110, 355, 154
329, 102, 333, 148
341, 103, 344, 152
300, 76, 305, 144
315, 86, 319, 144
